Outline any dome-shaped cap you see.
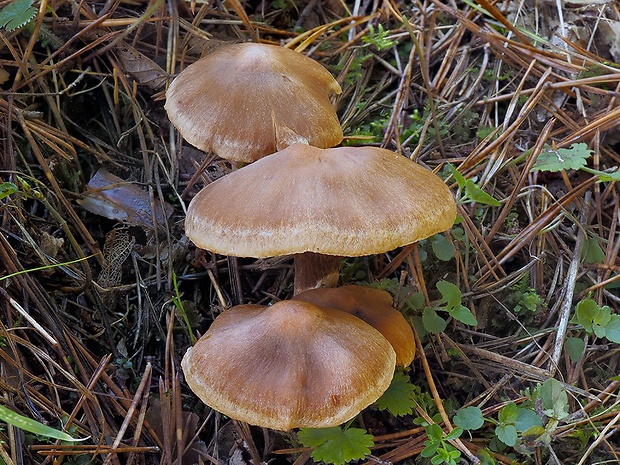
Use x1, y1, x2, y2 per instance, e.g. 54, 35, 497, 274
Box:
185, 144, 457, 257
165, 43, 343, 163
181, 300, 396, 430
293, 285, 416, 367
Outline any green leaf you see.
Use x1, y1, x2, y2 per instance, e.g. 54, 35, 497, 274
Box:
375, 371, 417, 416
538, 378, 569, 420
515, 408, 543, 432
453, 406, 485, 431
497, 402, 519, 425
431, 234, 455, 261
0, 0, 37, 32
447, 163, 467, 189
593, 305, 612, 326
581, 238, 606, 264
422, 307, 447, 334
575, 298, 602, 333
531, 143, 592, 173
521, 425, 547, 446
405, 292, 425, 311
444, 427, 463, 441
0, 182, 18, 200
435, 281, 477, 326
298, 427, 374, 465
476, 447, 497, 465
448, 164, 501, 206
603, 315, 620, 343
565, 337, 585, 363
463, 179, 502, 206
0, 405, 77, 442
448, 305, 478, 326
425, 423, 445, 441
436, 281, 461, 310
495, 424, 518, 447
593, 324, 607, 339
421, 440, 440, 458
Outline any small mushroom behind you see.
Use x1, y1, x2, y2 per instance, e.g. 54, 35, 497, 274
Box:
184, 144, 457, 294
293, 285, 416, 367
165, 43, 343, 163
181, 300, 396, 431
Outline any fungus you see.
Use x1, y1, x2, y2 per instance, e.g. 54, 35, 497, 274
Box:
164, 43, 343, 163
293, 285, 416, 367
181, 299, 396, 430
184, 143, 457, 293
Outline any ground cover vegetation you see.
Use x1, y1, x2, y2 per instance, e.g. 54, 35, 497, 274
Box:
0, 0, 619, 464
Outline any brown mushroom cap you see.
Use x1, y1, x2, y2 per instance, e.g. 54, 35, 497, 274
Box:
185, 144, 457, 257
164, 43, 343, 163
293, 285, 416, 366
181, 300, 396, 430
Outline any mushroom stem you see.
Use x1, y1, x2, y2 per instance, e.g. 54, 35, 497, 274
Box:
293, 252, 341, 295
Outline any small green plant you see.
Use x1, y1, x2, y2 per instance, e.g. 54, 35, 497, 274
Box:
422, 281, 478, 334
481, 68, 511, 83
172, 272, 196, 344
451, 108, 480, 143
448, 164, 502, 206
572, 297, 620, 343
298, 425, 374, 465
505, 275, 546, 317
531, 142, 620, 182
0, 0, 36, 32
401, 104, 450, 146
0, 0, 63, 47
361, 24, 397, 51
452, 379, 568, 455
420, 423, 463, 465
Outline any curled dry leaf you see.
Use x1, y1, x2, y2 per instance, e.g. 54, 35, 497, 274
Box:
78, 168, 173, 230
115, 43, 169, 90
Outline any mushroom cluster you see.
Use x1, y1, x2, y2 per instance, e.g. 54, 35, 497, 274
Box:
166, 42, 457, 431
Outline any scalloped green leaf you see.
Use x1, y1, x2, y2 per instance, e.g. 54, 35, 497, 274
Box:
532, 143, 592, 173
375, 370, 417, 416
0, 0, 36, 32
298, 427, 373, 465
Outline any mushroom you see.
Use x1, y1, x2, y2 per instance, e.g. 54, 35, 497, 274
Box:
181, 299, 396, 430
164, 43, 343, 163
184, 143, 457, 294
293, 285, 416, 367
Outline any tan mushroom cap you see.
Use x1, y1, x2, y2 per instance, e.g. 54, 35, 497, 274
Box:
181, 300, 396, 430
293, 285, 416, 367
165, 43, 343, 163
185, 144, 457, 258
